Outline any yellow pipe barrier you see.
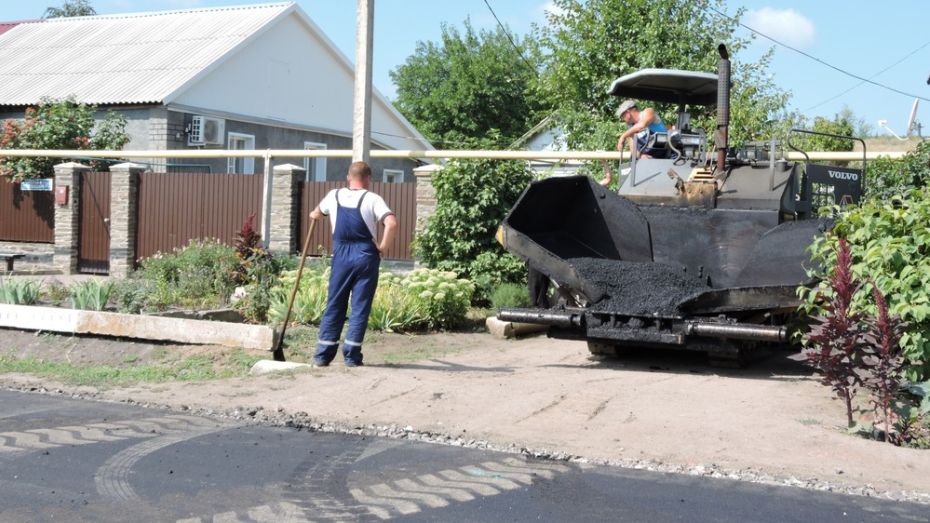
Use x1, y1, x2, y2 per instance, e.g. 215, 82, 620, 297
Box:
0, 149, 908, 161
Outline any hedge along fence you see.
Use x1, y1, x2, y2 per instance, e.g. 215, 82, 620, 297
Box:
0, 178, 54, 242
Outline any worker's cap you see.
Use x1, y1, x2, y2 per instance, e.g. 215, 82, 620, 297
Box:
616, 100, 638, 118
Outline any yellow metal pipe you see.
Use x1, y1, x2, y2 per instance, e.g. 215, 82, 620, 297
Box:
0, 149, 908, 161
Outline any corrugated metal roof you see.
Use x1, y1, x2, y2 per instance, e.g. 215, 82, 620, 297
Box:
0, 20, 41, 36
0, 3, 292, 106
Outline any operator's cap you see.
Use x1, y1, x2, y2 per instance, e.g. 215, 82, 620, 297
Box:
616, 99, 637, 118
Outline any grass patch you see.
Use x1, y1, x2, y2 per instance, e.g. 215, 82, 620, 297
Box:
0, 348, 263, 386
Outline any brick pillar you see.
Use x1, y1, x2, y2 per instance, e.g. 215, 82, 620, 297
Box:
108, 162, 144, 278
53, 162, 90, 274
414, 163, 441, 236
269, 163, 305, 254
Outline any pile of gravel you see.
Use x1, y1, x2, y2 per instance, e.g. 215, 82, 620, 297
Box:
569, 258, 710, 316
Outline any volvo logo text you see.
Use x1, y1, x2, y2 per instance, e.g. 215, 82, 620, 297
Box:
828, 170, 859, 182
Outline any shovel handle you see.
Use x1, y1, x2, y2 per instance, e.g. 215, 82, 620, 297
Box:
272, 218, 318, 359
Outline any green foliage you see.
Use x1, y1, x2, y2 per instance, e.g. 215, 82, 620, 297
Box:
111, 278, 153, 314
390, 20, 545, 146
866, 141, 930, 202
268, 267, 474, 332
537, 0, 795, 150
135, 239, 238, 311
41, 278, 70, 306
490, 282, 531, 310
416, 159, 532, 300
44, 0, 96, 18
800, 187, 930, 380
469, 250, 528, 304
0, 98, 129, 181
792, 107, 861, 152
68, 279, 114, 311
0, 279, 41, 305
236, 255, 289, 323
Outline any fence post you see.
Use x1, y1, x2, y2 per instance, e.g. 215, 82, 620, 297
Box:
108, 162, 144, 278
269, 163, 305, 254
414, 163, 441, 237
52, 162, 90, 274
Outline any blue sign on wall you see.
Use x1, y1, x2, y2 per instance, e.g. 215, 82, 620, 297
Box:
20, 178, 53, 191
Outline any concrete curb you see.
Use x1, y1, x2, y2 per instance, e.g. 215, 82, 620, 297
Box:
0, 304, 274, 350
485, 316, 547, 340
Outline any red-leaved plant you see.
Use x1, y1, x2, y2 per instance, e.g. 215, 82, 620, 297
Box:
232, 213, 267, 285
861, 280, 907, 443
794, 238, 864, 427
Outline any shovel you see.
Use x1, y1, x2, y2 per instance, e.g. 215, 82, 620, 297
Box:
271, 217, 318, 362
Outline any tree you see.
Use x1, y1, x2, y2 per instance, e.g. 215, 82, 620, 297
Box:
44, 0, 95, 18
0, 98, 130, 181
537, 0, 796, 152
390, 20, 545, 147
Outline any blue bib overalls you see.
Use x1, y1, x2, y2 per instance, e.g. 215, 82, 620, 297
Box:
315, 189, 381, 366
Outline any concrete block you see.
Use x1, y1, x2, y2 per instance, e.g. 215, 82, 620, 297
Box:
485, 316, 548, 340
249, 360, 312, 376
0, 304, 275, 350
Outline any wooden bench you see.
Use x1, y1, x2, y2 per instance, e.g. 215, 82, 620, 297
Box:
0, 253, 26, 272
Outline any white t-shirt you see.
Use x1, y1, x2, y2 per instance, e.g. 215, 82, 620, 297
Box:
318, 188, 393, 240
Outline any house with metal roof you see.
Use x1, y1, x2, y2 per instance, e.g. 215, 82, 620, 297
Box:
0, 2, 432, 181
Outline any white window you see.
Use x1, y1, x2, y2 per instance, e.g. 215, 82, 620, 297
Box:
383, 169, 404, 184
303, 141, 327, 182
227, 132, 255, 174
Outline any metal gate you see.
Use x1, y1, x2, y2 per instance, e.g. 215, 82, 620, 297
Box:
78, 172, 111, 274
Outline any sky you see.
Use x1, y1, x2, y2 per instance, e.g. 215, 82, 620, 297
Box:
3, 0, 929, 140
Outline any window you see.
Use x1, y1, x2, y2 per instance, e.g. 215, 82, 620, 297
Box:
383, 169, 404, 184
303, 141, 327, 182
227, 132, 255, 174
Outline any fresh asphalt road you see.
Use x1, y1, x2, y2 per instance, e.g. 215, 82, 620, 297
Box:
0, 389, 926, 523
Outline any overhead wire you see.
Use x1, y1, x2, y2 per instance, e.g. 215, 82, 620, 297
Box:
705, 5, 930, 103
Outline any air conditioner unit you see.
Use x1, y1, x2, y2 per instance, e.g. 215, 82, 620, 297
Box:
187, 116, 225, 146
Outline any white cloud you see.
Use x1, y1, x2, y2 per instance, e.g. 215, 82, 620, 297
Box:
537, 1, 567, 22
745, 7, 815, 49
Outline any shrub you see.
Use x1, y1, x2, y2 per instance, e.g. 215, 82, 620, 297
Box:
468, 250, 527, 305
801, 187, 930, 380
111, 278, 153, 314
69, 279, 114, 311
268, 267, 473, 332
416, 159, 532, 300
0, 279, 41, 305
490, 282, 530, 310
41, 278, 69, 306
135, 239, 238, 310
865, 141, 930, 202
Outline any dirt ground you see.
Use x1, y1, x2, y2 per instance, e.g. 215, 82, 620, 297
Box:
2, 326, 929, 500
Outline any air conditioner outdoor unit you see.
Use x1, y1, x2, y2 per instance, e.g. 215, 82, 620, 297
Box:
188, 116, 225, 146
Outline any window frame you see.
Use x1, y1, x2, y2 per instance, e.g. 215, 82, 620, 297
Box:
303, 141, 328, 182
227, 132, 256, 174
383, 168, 404, 184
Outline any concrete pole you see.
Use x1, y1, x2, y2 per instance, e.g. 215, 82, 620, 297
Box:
352, 0, 374, 164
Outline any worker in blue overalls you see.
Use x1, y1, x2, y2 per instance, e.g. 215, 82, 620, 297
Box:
309, 161, 398, 367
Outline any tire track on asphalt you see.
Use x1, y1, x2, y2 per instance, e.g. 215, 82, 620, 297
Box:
348, 457, 572, 519
95, 426, 228, 502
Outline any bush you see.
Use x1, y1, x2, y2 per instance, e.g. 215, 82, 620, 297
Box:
268, 267, 474, 332
136, 239, 238, 311
0, 279, 41, 305
490, 282, 530, 310
468, 250, 527, 304
41, 278, 69, 306
866, 141, 930, 202
111, 278, 153, 314
416, 159, 532, 301
69, 280, 114, 311
801, 187, 930, 381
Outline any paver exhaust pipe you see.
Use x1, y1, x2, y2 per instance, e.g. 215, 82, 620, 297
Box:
715, 44, 730, 173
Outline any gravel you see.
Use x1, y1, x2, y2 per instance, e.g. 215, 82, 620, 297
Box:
569, 258, 710, 316
6, 382, 930, 507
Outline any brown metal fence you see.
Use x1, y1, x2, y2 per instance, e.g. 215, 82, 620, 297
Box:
136, 172, 264, 261
299, 182, 417, 260
0, 178, 54, 243
78, 172, 111, 274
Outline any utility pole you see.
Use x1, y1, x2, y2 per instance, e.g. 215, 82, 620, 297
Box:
353, 0, 374, 163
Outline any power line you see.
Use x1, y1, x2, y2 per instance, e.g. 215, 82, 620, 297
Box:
481, 0, 538, 74
806, 39, 930, 111
705, 5, 930, 103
